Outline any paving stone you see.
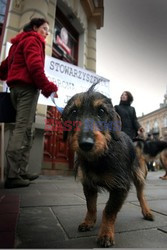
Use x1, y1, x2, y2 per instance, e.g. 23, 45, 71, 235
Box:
114, 228, 167, 248
158, 226, 167, 233
1, 171, 167, 249
144, 199, 167, 215
0, 187, 40, 196
52, 202, 167, 240
53, 236, 98, 249
52, 205, 100, 239
143, 187, 167, 200
115, 203, 167, 232
53, 228, 167, 248
131, 199, 167, 216
20, 193, 86, 207
16, 207, 66, 248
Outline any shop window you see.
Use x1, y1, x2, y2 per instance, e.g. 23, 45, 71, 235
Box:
52, 7, 79, 65
0, 0, 10, 53
0, 0, 8, 36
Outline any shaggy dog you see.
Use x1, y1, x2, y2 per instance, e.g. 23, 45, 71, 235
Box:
159, 149, 167, 179
134, 138, 167, 178
62, 83, 154, 247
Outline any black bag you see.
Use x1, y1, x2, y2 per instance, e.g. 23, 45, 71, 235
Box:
0, 92, 16, 123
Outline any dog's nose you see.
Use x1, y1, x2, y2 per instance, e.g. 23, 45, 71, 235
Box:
79, 137, 94, 151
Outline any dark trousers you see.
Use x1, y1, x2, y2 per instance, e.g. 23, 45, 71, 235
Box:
6, 85, 39, 178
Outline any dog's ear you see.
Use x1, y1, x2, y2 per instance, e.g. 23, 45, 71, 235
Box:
110, 110, 122, 141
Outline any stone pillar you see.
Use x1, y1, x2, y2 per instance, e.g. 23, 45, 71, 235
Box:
19, 0, 49, 30
86, 20, 97, 72
18, 0, 57, 56
45, 0, 57, 56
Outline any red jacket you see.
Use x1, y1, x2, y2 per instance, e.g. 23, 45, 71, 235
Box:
0, 31, 58, 97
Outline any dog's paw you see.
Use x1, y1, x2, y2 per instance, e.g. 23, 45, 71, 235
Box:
97, 235, 115, 248
143, 212, 154, 221
78, 222, 93, 232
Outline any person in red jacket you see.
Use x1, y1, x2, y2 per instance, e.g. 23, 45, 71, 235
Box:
0, 18, 58, 188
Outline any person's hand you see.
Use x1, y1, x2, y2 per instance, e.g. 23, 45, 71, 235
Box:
50, 91, 58, 99
53, 92, 58, 98
138, 127, 144, 135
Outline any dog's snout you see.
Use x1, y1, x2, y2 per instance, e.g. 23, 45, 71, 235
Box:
79, 137, 94, 151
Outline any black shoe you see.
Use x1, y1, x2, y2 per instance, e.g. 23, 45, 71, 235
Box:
20, 173, 39, 181
4, 177, 30, 189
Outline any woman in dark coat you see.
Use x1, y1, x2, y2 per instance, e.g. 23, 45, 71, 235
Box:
114, 91, 144, 140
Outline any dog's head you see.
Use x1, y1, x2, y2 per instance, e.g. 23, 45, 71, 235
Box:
62, 83, 121, 160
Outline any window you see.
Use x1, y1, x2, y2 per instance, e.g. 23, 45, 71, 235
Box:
0, 0, 8, 36
0, 0, 10, 53
164, 116, 167, 127
146, 122, 150, 133
53, 7, 79, 65
153, 119, 159, 133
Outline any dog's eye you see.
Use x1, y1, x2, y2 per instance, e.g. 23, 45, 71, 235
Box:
97, 108, 105, 118
71, 108, 78, 116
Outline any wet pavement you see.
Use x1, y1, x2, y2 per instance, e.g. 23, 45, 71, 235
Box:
0, 170, 167, 249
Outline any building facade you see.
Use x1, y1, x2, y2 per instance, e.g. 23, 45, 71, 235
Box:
138, 89, 167, 140
0, 0, 104, 176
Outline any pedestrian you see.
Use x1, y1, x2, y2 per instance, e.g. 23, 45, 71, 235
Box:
114, 91, 144, 140
0, 17, 58, 188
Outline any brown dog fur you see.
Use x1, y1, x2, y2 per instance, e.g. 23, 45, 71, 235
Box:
62, 85, 154, 247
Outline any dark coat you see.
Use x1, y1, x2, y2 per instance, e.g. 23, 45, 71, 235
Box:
114, 104, 141, 139
0, 31, 58, 97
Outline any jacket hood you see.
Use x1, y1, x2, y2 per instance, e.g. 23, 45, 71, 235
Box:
10, 31, 45, 45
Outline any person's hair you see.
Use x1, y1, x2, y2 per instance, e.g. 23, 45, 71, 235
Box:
124, 91, 133, 104
23, 18, 49, 32
120, 91, 134, 105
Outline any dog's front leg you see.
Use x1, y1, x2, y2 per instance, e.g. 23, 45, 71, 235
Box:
134, 177, 154, 221
78, 184, 97, 232
97, 190, 127, 247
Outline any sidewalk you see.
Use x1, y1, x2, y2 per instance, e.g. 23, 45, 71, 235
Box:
0, 170, 167, 249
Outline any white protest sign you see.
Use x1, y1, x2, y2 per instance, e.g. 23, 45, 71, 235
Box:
4, 43, 111, 108
39, 55, 110, 109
